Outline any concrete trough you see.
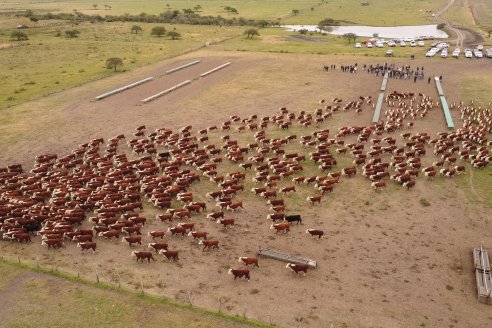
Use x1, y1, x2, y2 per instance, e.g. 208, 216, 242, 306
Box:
141, 80, 191, 104
258, 248, 317, 269
95, 77, 153, 100
165, 60, 201, 74
200, 62, 231, 77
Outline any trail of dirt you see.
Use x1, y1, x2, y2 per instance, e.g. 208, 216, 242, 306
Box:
0, 271, 42, 320
434, 0, 465, 47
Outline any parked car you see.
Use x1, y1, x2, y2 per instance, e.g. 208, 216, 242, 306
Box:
465, 49, 473, 58
376, 41, 384, 48
486, 49, 492, 58
355, 42, 361, 48
477, 44, 484, 51
441, 50, 448, 58
388, 41, 396, 47
452, 48, 460, 58
385, 49, 393, 57
410, 41, 416, 47
400, 41, 406, 47
474, 50, 483, 58
418, 41, 425, 47
426, 50, 436, 57
367, 42, 373, 48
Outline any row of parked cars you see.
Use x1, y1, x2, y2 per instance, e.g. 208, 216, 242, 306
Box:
426, 43, 492, 58
356, 38, 425, 48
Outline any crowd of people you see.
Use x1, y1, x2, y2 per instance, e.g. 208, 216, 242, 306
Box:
323, 63, 443, 83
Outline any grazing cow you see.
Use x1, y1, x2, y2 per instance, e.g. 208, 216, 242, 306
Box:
306, 196, 322, 205
228, 268, 250, 280
167, 226, 187, 237
122, 236, 142, 247
41, 238, 64, 248
284, 215, 302, 224
371, 181, 386, 190
199, 239, 219, 251
217, 218, 235, 228
148, 242, 168, 253
188, 231, 208, 240
270, 222, 290, 234
77, 242, 96, 253
306, 229, 324, 239
238, 257, 259, 267
159, 249, 179, 262
148, 231, 165, 240
132, 251, 155, 263
286, 263, 310, 276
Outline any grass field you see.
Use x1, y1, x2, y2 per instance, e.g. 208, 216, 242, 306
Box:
0, 259, 271, 328
0, 19, 242, 110
469, 0, 492, 31
442, 0, 477, 28
214, 27, 431, 57
0, 0, 447, 26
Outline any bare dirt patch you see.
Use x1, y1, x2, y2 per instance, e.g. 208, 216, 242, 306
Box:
0, 51, 491, 328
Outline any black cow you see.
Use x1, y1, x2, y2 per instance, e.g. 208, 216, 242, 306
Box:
23, 221, 42, 233
284, 215, 302, 224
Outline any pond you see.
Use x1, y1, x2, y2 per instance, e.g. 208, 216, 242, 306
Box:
281, 24, 448, 39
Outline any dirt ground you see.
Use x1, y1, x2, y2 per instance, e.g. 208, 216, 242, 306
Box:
1, 51, 491, 328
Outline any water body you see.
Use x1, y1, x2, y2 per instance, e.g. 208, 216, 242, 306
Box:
282, 24, 448, 39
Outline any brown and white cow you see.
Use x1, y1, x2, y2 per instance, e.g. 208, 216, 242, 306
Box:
199, 239, 219, 251
159, 249, 179, 261
147, 231, 165, 240
167, 226, 187, 237
216, 218, 235, 228
238, 257, 259, 267
270, 222, 290, 234
306, 196, 322, 205
188, 231, 208, 240
306, 229, 324, 239
132, 251, 155, 263
148, 242, 168, 253
228, 268, 250, 281
286, 263, 310, 275
77, 242, 97, 253
122, 236, 142, 247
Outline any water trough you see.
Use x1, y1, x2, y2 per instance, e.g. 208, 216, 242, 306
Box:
95, 77, 154, 100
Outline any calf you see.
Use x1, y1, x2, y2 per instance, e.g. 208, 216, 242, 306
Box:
228, 268, 250, 281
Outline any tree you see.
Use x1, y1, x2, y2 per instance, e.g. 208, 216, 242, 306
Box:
193, 5, 202, 11
230, 8, 238, 14
151, 26, 166, 37
167, 31, 181, 40
93, 4, 98, 10
29, 16, 38, 27
343, 33, 358, 43
292, 9, 300, 16
131, 25, 143, 34
183, 8, 194, 15
244, 28, 259, 39
318, 18, 339, 32
11, 31, 28, 41
106, 57, 123, 72
299, 29, 308, 35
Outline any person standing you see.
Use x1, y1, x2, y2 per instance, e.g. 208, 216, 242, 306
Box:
428, 77, 431, 84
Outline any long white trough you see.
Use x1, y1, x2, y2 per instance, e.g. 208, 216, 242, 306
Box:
165, 60, 201, 74
200, 62, 231, 77
141, 80, 191, 104
95, 77, 154, 100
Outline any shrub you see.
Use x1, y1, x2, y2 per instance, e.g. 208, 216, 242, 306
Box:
11, 31, 28, 41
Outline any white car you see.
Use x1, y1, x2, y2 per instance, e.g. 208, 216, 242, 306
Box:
477, 45, 484, 51
410, 41, 416, 47
355, 42, 361, 48
367, 42, 373, 48
452, 48, 460, 57
400, 41, 406, 47
426, 50, 436, 57
418, 41, 425, 47
388, 41, 396, 47
486, 49, 492, 58
474, 50, 483, 58
441, 50, 448, 58
465, 50, 473, 58
376, 42, 384, 48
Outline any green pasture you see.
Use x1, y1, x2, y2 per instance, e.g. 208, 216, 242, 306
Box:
0, 260, 272, 328
469, 0, 492, 31
1, 0, 448, 26
0, 20, 243, 110
215, 27, 430, 57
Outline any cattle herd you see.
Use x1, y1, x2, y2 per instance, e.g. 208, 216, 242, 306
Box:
0, 89, 491, 282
